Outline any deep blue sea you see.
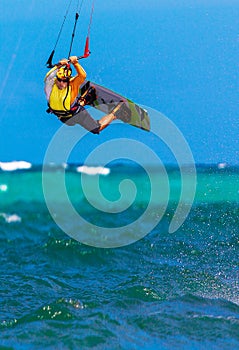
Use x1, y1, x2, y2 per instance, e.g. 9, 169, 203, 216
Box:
0, 161, 239, 349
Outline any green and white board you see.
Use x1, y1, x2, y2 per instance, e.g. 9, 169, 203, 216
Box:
80, 81, 150, 132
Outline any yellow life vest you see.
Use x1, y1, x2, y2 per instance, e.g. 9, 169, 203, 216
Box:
49, 83, 72, 111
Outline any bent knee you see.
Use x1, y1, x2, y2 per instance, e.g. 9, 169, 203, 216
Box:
90, 126, 100, 134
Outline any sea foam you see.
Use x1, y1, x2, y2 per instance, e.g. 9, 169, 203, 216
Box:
0, 161, 32, 171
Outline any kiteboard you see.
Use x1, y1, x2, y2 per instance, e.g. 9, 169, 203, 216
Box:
80, 81, 150, 132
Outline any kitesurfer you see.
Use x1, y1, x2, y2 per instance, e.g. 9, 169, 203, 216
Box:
44, 56, 125, 134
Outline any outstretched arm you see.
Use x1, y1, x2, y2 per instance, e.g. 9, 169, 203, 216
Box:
44, 66, 58, 101
69, 56, 87, 102
69, 56, 87, 84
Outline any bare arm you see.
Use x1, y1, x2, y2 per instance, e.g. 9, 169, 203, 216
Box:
70, 56, 87, 85
69, 56, 87, 102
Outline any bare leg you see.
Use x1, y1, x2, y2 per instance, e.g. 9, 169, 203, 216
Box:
98, 113, 117, 132
98, 103, 126, 132
77, 100, 128, 133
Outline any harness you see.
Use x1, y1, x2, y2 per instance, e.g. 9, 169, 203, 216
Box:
46, 81, 96, 120
46, 101, 82, 119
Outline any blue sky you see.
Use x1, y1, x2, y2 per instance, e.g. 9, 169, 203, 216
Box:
0, 0, 238, 164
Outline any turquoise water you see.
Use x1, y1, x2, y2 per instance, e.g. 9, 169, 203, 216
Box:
0, 164, 239, 349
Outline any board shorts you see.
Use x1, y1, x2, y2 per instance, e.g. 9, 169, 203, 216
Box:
58, 107, 100, 134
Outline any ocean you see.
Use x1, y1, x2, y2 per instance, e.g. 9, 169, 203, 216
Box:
0, 161, 239, 350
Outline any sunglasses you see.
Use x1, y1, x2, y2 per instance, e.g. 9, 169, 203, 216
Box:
56, 76, 69, 83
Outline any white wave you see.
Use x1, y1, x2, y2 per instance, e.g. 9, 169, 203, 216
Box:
76, 165, 110, 176
0, 161, 32, 171
217, 162, 228, 169
0, 213, 22, 223
0, 184, 8, 192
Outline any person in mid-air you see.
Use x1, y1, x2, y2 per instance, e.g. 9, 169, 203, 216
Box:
44, 56, 127, 134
